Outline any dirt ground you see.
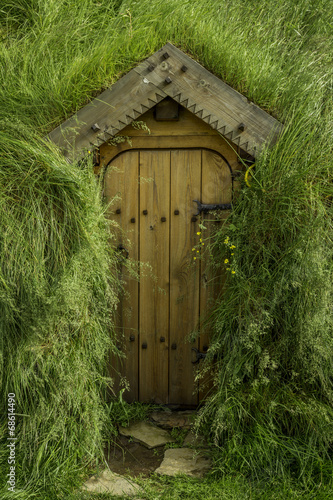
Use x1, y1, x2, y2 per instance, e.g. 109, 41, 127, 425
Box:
104, 435, 164, 477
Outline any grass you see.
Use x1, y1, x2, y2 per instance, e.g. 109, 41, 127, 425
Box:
71, 472, 333, 499
0, 0, 332, 498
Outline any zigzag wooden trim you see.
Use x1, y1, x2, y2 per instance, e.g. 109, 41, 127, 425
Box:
224, 131, 234, 140
202, 114, 211, 124
217, 125, 226, 135
162, 87, 254, 156
132, 109, 142, 118
155, 92, 166, 102
104, 91, 168, 137
187, 104, 197, 113
148, 98, 158, 107
172, 93, 182, 103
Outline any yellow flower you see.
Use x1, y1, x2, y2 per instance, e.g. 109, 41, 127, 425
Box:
231, 270, 236, 274
224, 259, 229, 264
202, 242, 205, 245
230, 245, 236, 249
194, 257, 197, 260
192, 248, 195, 251
197, 232, 201, 235
231, 253, 234, 255
200, 238, 202, 242
197, 250, 199, 253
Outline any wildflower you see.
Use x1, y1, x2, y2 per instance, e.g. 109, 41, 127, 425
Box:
224, 237, 229, 244
231, 270, 236, 274
192, 248, 195, 251
200, 238, 202, 242
231, 253, 234, 256
197, 250, 199, 253
88, 150, 91, 154
230, 245, 236, 249
197, 232, 201, 235
194, 257, 197, 260
202, 242, 205, 245
224, 259, 229, 264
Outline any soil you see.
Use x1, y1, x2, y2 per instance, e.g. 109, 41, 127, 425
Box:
104, 434, 164, 477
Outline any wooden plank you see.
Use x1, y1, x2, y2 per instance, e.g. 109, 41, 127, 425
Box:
99, 135, 241, 174
48, 70, 166, 160
199, 150, 232, 402
104, 151, 139, 401
139, 151, 170, 403
134, 43, 283, 157
118, 106, 221, 137
169, 150, 201, 406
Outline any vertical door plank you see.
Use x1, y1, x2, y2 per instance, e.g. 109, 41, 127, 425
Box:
139, 151, 170, 403
169, 150, 201, 406
199, 149, 232, 401
104, 152, 139, 401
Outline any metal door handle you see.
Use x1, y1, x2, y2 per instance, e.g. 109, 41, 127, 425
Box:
191, 347, 207, 364
116, 244, 129, 259
193, 200, 232, 216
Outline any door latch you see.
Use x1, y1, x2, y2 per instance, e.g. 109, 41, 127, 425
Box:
193, 200, 232, 216
191, 347, 207, 364
116, 244, 129, 259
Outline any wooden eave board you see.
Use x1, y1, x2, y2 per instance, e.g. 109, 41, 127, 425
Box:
48, 42, 283, 160
135, 43, 283, 157
48, 72, 167, 160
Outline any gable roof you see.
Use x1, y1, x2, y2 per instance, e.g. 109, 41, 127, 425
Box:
48, 43, 283, 160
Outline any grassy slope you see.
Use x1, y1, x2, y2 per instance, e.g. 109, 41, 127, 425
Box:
0, 0, 332, 498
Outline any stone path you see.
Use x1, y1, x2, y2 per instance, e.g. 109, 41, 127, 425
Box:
83, 469, 141, 496
119, 421, 176, 449
82, 410, 212, 496
155, 448, 211, 477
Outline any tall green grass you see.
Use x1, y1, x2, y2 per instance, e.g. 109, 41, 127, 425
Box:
0, 0, 332, 497
0, 127, 121, 498
196, 96, 333, 484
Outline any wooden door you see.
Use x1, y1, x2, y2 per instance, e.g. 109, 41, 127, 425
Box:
105, 148, 232, 406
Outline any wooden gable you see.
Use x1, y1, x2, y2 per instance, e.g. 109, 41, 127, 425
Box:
48, 43, 283, 160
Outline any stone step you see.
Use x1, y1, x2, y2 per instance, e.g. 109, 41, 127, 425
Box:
155, 448, 212, 477
82, 469, 141, 496
119, 421, 175, 449
149, 410, 196, 429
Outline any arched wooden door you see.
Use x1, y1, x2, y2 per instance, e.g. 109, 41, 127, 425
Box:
105, 147, 232, 406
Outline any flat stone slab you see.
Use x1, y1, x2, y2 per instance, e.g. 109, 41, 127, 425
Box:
83, 469, 141, 496
155, 448, 212, 477
150, 410, 195, 429
119, 421, 175, 449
